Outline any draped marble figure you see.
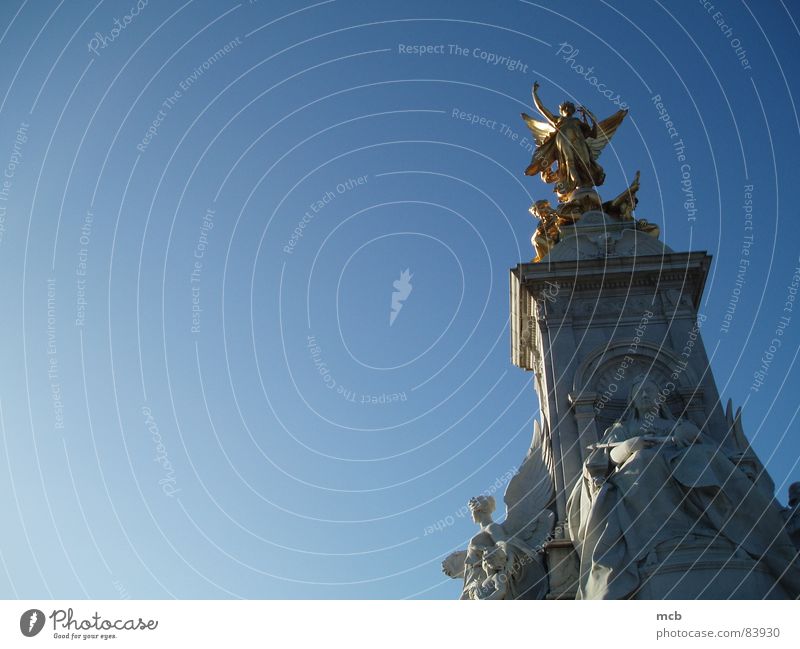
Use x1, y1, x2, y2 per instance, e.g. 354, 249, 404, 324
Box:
567, 376, 800, 599
442, 428, 554, 599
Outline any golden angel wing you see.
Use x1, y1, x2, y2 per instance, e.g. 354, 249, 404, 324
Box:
606, 171, 640, 210
520, 113, 555, 145
586, 109, 628, 159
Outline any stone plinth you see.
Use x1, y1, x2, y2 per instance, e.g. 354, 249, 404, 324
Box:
510, 212, 732, 596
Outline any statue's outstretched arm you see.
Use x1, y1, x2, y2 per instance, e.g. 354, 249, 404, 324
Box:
581, 105, 598, 123
532, 82, 557, 126
579, 106, 598, 138
610, 437, 646, 465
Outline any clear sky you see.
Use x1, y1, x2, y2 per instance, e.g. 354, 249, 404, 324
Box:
0, 0, 799, 599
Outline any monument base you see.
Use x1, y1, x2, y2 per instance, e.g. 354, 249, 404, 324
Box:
544, 540, 579, 599
633, 536, 791, 600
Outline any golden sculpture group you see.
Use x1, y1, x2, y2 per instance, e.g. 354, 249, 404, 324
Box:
521, 82, 658, 262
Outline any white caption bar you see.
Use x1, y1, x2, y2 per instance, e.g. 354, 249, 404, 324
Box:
0, 600, 796, 648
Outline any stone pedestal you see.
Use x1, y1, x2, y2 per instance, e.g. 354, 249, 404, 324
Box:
543, 539, 580, 599
634, 536, 791, 599
511, 212, 731, 597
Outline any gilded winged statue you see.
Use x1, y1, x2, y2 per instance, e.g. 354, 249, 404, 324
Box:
442, 423, 554, 599
521, 81, 627, 201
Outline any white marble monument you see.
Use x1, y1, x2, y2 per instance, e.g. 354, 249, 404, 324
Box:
443, 82, 800, 599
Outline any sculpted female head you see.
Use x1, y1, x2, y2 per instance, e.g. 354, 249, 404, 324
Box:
625, 374, 677, 425
628, 376, 660, 412
559, 101, 576, 117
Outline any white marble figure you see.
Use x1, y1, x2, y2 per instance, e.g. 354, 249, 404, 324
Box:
473, 542, 513, 600
442, 432, 554, 599
568, 375, 800, 599
783, 482, 800, 551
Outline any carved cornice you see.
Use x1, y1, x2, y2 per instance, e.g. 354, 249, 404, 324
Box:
510, 252, 711, 371
517, 252, 711, 311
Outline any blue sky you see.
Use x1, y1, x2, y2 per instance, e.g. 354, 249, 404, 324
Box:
0, 0, 799, 599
